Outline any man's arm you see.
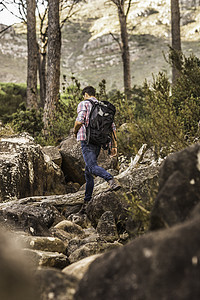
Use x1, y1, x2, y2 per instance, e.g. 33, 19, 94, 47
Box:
73, 121, 83, 138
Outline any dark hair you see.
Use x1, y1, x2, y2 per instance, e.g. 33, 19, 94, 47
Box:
82, 86, 96, 97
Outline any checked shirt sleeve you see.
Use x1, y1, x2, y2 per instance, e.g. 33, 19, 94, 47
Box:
76, 101, 87, 124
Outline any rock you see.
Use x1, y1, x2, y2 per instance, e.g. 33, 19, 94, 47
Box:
67, 233, 100, 257
74, 208, 200, 300
83, 144, 160, 235
35, 267, 78, 300
59, 135, 85, 185
54, 220, 85, 238
68, 240, 122, 264
0, 200, 65, 236
150, 143, 200, 230
66, 181, 81, 193
59, 135, 119, 185
42, 145, 62, 167
67, 211, 92, 228
0, 229, 38, 300
23, 248, 69, 269
86, 191, 131, 233
0, 133, 66, 202
62, 254, 102, 281
50, 228, 73, 248
21, 236, 66, 253
97, 148, 119, 171
96, 211, 119, 242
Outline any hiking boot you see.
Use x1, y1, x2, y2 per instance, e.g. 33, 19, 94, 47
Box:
108, 178, 121, 191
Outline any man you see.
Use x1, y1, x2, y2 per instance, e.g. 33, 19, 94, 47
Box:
73, 86, 121, 214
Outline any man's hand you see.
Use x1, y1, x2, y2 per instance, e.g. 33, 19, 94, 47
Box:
73, 121, 83, 138
110, 147, 117, 157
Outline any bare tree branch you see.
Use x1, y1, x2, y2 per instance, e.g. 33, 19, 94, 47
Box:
125, 0, 132, 18
1, 0, 26, 23
0, 25, 12, 35
109, 32, 122, 52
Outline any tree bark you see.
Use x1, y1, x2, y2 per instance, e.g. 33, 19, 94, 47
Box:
43, 0, 61, 131
38, 49, 47, 108
171, 0, 181, 84
110, 0, 131, 98
26, 0, 38, 109
118, 5, 131, 97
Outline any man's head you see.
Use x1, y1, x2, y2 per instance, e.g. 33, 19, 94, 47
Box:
82, 86, 96, 99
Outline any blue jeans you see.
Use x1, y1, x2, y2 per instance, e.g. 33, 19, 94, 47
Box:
81, 141, 113, 202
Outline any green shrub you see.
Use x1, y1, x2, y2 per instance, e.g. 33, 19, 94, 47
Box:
7, 102, 43, 138
116, 53, 200, 157
0, 83, 26, 121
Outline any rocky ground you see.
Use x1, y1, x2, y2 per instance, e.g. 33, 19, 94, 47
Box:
0, 131, 200, 299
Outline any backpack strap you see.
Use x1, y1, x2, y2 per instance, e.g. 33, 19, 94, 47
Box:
85, 99, 97, 145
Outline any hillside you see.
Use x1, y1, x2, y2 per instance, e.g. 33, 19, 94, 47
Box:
0, 0, 200, 90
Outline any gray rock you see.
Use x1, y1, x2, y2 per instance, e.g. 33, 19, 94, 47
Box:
59, 135, 85, 185
59, 135, 119, 186
21, 236, 66, 253
0, 229, 38, 300
96, 211, 119, 242
0, 133, 66, 202
35, 267, 78, 300
68, 240, 122, 264
62, 254, 102, 281
50, 228, 73, 248
23, 248, 69, 269
42, 145, 62, 167
75, 207, 200, 300
54, 220, 85, 238
150, 143, 200, 230
0, 200, 65, 236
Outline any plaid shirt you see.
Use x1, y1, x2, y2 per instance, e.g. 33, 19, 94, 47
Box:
76, 97, 116, 141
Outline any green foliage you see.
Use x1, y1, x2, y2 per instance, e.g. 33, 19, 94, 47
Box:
116, 53, 200, 157
125, 178, 158, 237
7, 102, 43, 138
134, 73, 187, 156
170, 53, 200, 136
39, 76, 83, 145
0, 83, 26, 121
3, 52, 200, 155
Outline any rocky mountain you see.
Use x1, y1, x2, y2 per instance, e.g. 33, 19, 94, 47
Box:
0, 0, 200, 90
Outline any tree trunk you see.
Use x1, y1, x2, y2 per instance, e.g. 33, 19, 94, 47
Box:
171, 0, 181, 84
118, 7, 131, 97
43, 0, 61, 131
26, 0, 38, 109
38, 50, 47, 108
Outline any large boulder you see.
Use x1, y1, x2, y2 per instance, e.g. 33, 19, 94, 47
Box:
35, 267, 78, 300
42, 145, 62, 167
0, 229, 38, 300
0, 133, 66, 202
59, 135, 85, 185
23, 248, 69, 269
0, 198, 65, 236
84, 146, 160, 235
150, 143, 200, 230
59, 134, 118, 185
74, 205, 200, 300
62, 254, 102, 281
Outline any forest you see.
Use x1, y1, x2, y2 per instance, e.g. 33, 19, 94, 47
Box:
0, 2, 200, 299
0, 0, 200, 157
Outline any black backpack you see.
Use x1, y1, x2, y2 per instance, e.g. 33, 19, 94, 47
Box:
86, 99, 116, 148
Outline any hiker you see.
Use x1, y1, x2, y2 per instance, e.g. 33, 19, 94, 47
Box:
73, 86, 121, 213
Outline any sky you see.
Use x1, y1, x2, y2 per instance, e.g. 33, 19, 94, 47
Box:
0, 3, 22, 26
